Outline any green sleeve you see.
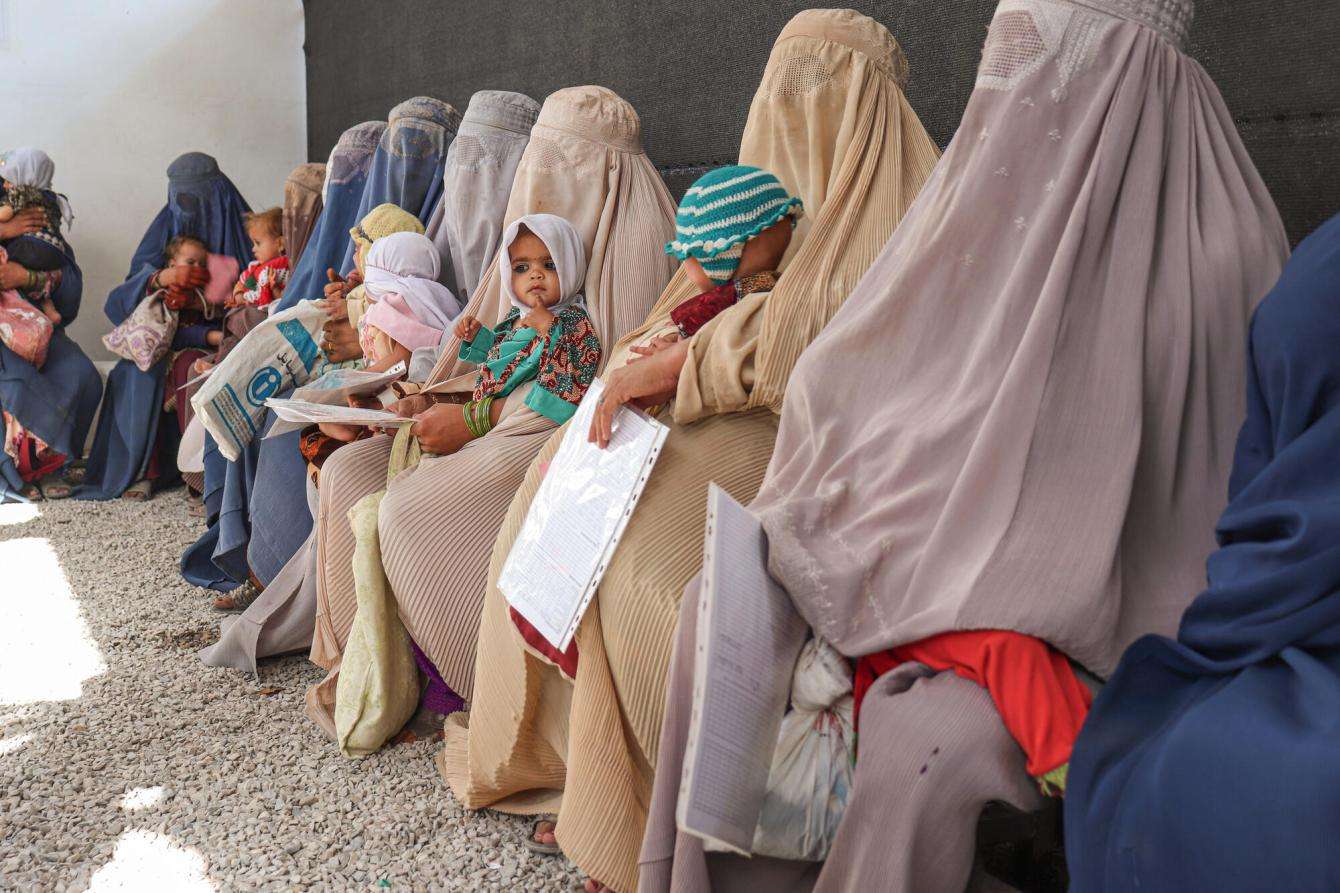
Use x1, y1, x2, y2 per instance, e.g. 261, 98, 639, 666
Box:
458, 324, 496, 363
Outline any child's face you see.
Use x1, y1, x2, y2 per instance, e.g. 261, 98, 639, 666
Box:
509, 230, 561, 309
249, 224, 283, 263
171, 242, 209, 269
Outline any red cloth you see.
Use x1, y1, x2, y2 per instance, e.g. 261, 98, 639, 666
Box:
509, 606, 579, 679
11, 430, 65, 481
853, 630, 1093, 778
670, 270, 778, 338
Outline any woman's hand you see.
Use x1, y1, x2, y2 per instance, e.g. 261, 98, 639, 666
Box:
520, 306, 558, 338
410, 403, 473, 455
0, 261, 30, 290
453, 314, 482, 342
317, 268, 355, 319
589, 339, 690, 448
628, 332, 681, 362
321, 318, 361, 363
391, 393, 435, 418
0, 207, 47, 240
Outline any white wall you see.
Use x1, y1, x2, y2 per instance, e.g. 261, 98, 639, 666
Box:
0, 0, 307, 362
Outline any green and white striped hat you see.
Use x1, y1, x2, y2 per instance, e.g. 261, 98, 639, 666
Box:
666, 165, 802, 284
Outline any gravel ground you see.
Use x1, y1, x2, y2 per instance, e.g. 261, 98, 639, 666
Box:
0, 491, 582, 891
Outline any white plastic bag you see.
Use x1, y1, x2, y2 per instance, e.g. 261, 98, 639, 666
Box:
706, 637, 855, 861
190, 302, 327, 460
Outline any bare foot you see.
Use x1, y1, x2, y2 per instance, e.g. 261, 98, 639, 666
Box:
534, 821, 556, 848
193, 358, 214, 376
583, 880, 612, 892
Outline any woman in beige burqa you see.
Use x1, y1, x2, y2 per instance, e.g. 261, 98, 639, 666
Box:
441, 11, 941, 892
642, 0, 1290, 890
305, 85, 679, 729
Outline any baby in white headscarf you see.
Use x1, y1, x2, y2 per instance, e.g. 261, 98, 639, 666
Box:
359, 231, 462, 370
452, 213, 601, 434
316, 231, 462, 444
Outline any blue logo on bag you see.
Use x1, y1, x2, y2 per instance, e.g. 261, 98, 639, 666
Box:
277, 319, 321, 372
247, 366, 283, 406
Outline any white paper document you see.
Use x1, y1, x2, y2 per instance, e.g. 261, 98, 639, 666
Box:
677, 484, 809, 855
264, 362, 407, 438
498, 378, 669, 652
263, 397, 414, 429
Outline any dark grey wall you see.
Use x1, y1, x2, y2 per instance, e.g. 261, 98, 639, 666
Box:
303, 1, 1340, 244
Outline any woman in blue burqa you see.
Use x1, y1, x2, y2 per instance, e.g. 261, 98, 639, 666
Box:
76, 152, 251, 501
0, 148, 102, 501
1066, 212, 1340, 890
184, 97, 462, 596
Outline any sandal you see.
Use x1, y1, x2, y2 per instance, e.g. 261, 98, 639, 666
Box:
121, 479, 153, 501
212, 580, 262, 612
16, 482, 44, 502
38, 476, 72, 499
524, 815, 561, 856
62, 462, 87, 485
188, 496, 206, 518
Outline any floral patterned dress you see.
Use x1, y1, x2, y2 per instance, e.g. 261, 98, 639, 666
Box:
460, 304, 602, 424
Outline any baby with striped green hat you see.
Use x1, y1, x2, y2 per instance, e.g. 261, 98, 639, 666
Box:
665, 164, 803, 337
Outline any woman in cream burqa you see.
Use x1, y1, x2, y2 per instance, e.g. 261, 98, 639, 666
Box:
644, 0, 1289, 890
306, 86, 679, 729
443, 11, 941, 892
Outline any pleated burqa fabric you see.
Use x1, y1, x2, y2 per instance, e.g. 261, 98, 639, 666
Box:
282, 162, 325, 269
646, 1, 1290, 891
1066, 213, 1340, 892
337, 97, 462, 275
199, 99, 538, 675
425, 90, 539, 303
277, 121, 384, 312
306, 86, 678, 735
439, 12, 941, 892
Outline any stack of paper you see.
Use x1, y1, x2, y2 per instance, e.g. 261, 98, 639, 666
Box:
498, 379, 669, 651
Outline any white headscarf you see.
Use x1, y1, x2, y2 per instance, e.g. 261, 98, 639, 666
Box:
362, 231, 462, 341
497, 213, 587, 314
0, 147, 73, 227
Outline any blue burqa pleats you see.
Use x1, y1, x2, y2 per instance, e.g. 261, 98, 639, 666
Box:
336, 97, 460, 273
76, 152, 251, 501
276, 121, 386, 312
183, 101, 460, 590
0, 227, 102, 497
1066, 213, 1340, 890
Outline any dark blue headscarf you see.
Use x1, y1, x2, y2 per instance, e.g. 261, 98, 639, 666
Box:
276, 121, 385, 311
77, 152, 251, 500
1066, 215, 1340, 890
337, 97, 461, 273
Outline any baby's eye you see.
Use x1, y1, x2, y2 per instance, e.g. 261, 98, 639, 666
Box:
512, 262, 529, 274
544, 261, 557, 271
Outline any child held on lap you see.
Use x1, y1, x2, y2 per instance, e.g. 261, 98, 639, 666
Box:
0, 147, 76, 327
665, 164, 802, 338
194, 207, 289, 374
307, 231, 461, 468
451, 213, 600, 442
